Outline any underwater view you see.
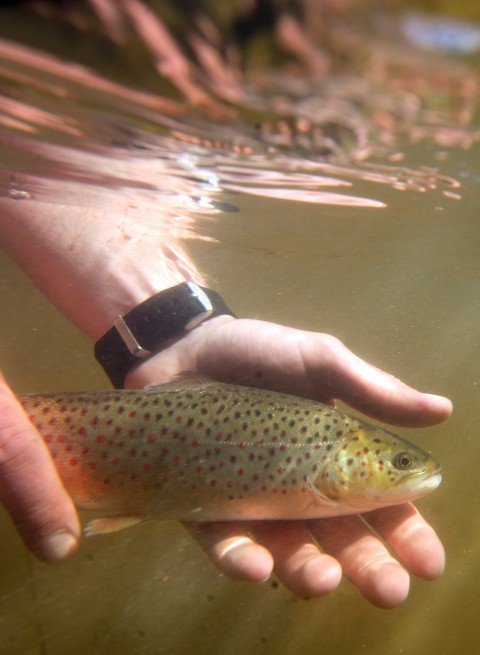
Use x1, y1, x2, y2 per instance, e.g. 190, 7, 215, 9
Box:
0, 1, 479, 653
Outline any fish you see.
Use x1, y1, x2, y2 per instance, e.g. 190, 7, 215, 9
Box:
19, 377, 442, 535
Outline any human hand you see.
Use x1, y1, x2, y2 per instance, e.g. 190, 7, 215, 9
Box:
126, 316, 452, 608
0, 372, 80, 564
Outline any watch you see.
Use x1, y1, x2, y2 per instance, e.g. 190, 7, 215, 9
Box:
94, 282, 235, 388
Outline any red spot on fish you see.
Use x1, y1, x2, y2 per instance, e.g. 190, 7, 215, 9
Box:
82, 446, 90, 454
129, 411, 137, 418
196, 465, 204, 473
147, 434, 157, 443
192, 438, 201, 446
96, 435, 105, 443
143, 464, 151, 472
173, 455, 182, 465
237, 468, 245, 477
219, 460, 226, 467
90, 463, 97, 470
28, 415, 36, 422
144, 413, 151, 420
210, 480, 217, 487
176, 416, 183, 424
296, 457, 303, 464
78, 427, 85, 436
44, 434, 53, 443
277, 467, 285, 474
56, 435, 65, 443
69, 458, 79, 466
115, 426, 122, 434
226, 480, 233, 488
130, 448, 137, 456
112, 457, 121, 465
239, 441, 247, 448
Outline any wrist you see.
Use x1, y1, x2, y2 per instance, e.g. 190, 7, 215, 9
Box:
95, 284, 236, 388
124, 314, 236, 389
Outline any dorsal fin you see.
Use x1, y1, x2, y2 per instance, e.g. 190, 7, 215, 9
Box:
143, 371, 215, 393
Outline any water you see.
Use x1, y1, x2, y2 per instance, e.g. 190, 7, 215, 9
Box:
0, 5, 480, 655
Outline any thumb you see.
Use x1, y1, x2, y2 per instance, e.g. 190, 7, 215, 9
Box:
0, 373, 80, 563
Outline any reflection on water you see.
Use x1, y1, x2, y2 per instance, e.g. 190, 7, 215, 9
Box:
0, 6, 480, 655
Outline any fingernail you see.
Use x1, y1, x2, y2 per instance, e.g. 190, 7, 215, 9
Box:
42, 530, 78, 564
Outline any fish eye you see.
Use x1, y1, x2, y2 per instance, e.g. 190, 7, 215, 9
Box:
394, 452, 414, 470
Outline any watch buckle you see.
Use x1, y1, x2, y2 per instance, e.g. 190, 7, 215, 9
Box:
113, 315, 152, 359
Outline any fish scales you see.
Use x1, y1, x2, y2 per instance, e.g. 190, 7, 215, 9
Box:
19, 379, 442, 528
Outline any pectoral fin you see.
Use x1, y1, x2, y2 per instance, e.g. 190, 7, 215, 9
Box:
306, 479, 339, 506
85, 515, 146, 536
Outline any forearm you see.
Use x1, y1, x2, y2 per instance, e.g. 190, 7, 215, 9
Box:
0, 200, 206, 341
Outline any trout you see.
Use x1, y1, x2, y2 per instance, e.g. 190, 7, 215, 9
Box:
19, 377, 441, 535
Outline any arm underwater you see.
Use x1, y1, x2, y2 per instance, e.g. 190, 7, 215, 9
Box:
19, 377, 442, 535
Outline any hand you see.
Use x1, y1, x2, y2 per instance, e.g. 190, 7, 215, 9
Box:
127, 316, 452, 608
0, 372, 80, 563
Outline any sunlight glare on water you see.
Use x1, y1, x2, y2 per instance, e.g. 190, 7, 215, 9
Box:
0, 4, 479, 655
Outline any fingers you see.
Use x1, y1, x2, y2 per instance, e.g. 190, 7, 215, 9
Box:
251, 521, 342, 598
363, 503, 445, 580
184, 513, 432, 609
184, 520, 342, 598
310, 515, 411, 609
0, 374, 80, 563
184, 521, 274, 582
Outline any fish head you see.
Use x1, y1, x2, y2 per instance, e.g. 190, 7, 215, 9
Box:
310, 426, 442, 512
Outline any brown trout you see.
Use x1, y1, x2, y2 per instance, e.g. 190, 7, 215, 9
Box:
19, 378, 441, 534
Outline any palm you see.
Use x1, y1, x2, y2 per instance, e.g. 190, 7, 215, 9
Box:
126, 316, 451, 608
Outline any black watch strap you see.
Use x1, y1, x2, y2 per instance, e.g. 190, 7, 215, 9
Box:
94, 282, 235, 388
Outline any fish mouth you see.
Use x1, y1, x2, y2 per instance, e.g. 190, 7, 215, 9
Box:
409, 471, 442, 493
396, 469, 442, 499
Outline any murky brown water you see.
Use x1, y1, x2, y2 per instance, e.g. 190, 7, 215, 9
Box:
0, 4, 480, 655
